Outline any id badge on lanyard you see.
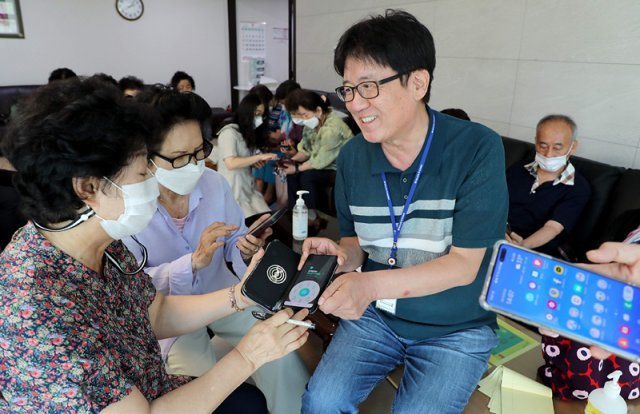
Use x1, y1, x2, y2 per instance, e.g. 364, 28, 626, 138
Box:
375, 112, 436, 314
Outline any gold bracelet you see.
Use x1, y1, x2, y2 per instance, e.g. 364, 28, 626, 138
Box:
229, 284, 243, 312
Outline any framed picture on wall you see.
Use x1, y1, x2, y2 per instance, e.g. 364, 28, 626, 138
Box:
0, 0, 24, 39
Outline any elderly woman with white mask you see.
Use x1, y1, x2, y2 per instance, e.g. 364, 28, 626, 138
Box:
125, 87, 310, 414
0, 78, 308, 413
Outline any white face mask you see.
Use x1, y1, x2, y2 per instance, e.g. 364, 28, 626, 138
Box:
302, 116, 320, 129
292, 117, 304, 126
254, 116, 264, 129
535, 143, 573, 172
98, 176, 160, 240
150, 159, 205, 195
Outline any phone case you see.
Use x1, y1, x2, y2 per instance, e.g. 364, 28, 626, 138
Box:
248, 207, 287, 237
479, 240, 640, 363
241, 240, 338, 314
282, 253, 338, 313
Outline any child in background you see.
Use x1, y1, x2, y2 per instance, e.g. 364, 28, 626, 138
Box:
249, 84, 277, 206
270, 80, 302, 209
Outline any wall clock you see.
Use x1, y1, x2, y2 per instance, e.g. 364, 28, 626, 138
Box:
116, 0, 144, 21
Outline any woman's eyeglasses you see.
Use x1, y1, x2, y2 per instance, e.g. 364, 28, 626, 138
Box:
151, 139, 213, 169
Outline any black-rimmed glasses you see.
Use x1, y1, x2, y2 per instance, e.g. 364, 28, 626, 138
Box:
335, 72, 406, 103
152, 139, 213, 169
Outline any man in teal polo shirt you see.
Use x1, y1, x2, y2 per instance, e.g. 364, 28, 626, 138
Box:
300, 10, 508, 414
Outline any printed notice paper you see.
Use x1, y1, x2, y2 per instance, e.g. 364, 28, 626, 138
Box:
478, 366, 553, 414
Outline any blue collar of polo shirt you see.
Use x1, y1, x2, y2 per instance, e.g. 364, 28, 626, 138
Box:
368, 107, 443, 176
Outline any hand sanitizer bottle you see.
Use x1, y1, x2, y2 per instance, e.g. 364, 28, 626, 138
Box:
292, 190, 309, 241
584, 370, 627, 414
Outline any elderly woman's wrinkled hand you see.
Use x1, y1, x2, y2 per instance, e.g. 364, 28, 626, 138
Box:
235, 308, 310, 370
237, 213, 273, 261
192, 222, 238, 272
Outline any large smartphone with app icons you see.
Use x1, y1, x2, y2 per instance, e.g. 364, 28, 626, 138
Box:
480, 241, 640, 362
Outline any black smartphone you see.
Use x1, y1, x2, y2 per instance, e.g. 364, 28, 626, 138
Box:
248, 207, 288, 238
241, 240, 300, 312
283, 254, 339, 313
480, 241, 640, 362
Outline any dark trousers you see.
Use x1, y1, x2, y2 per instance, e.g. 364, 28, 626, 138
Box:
214, 382, 268, 414
287, 169, 334, 212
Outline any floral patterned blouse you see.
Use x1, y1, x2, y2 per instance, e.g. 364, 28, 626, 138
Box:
0, 222, 190, 413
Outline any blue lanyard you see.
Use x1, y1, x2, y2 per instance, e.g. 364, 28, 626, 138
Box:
381, 112, 436, 268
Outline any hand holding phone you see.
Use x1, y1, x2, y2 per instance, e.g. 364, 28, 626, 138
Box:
480, 241, 640, 362
242, 240, 338, 314
248, 207, 287, 238
280, 139, 297, 156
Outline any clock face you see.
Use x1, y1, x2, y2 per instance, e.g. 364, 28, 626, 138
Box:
116, 0, 144, 21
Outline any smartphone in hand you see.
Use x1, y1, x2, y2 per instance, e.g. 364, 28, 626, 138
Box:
283, 254, 338, 313
480, 241, 640, 362
248, 207, 288, 238
241, 240, 338, 314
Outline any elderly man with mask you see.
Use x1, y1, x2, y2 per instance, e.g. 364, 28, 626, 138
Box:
506, 114, 591, 256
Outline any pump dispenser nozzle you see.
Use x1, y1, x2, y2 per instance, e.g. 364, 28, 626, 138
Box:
584, 369, 627, 414
604, 370, 623, 398
296, 190, 309, 206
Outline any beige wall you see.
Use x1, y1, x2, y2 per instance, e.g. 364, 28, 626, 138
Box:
296, 0, 640, 168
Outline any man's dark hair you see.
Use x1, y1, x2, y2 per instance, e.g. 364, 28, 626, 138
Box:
275, 80, 301, 101
170, 71, 196, 91
334, 9, 436, 104
1, 77, 160, 225
48, 67, 77, 83
92, 72, 118, 87
118, 76, 145, 93
136, 85, 212, 143
441, 108, 470, 121
285, 89, 330, 114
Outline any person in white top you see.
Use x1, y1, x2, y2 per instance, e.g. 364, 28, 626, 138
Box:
217, 93, 279, 217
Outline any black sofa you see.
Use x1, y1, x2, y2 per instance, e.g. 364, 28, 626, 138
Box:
0, 85, 42, 140
320, 90, 640, 259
